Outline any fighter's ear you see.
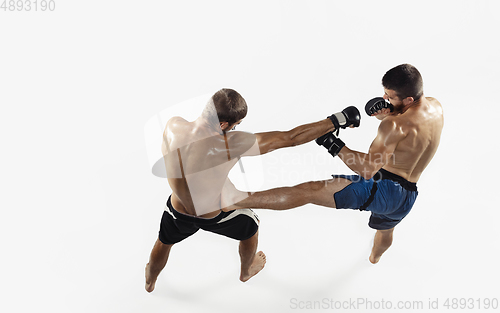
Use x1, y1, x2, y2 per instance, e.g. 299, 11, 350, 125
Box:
219, 121, 230, 131
402, 97, 414, 106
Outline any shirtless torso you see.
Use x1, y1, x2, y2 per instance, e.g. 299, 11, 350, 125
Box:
376, 96, 444, 182
340, 92, 444, 183
163, 117, 250, 218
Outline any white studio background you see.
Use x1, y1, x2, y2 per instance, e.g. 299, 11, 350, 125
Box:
1, 1, 499, 312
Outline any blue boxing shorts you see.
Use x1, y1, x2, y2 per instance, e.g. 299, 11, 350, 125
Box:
333, 168, 418, 230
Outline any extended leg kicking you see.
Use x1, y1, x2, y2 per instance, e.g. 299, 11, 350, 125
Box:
225, 65, 443, 265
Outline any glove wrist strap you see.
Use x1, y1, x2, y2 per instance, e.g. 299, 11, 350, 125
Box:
327, 136, 345, 157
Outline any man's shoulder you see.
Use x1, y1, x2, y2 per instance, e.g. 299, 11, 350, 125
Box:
379, 115, 399, 128
425, 97, 443, 111
167, 116, 187, 127
226, 131, 258, 157
226, 131, 257, 145
165, 116, 189, 135
226, 130, 256, 140
378, 115, 411, 139
384, 98, 442, 134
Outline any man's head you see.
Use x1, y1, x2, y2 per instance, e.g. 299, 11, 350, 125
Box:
202, 88, 247, 133
382, 64, 423, 109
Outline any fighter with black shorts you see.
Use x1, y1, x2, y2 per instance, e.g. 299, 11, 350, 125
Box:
159, 195, 259, 245
145, 88, 354, 292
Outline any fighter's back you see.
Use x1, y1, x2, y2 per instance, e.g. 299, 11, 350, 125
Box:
162, 117, 239, 217
382, 97, 444, 183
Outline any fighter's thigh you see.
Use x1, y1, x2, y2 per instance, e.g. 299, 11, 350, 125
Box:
297, 177, 352, 208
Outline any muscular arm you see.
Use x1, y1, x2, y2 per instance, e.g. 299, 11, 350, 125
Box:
225, 118, 337, 159
253, 118, 336, 155
338, 118, 406, 179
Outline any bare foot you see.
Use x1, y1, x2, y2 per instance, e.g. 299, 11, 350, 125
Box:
240, 251, 266, 282
145, 263, 156, 293
369, 254, 381, 264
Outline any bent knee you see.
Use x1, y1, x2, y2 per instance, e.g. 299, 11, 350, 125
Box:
377, 229, 394, 244
378, 227, 395, 235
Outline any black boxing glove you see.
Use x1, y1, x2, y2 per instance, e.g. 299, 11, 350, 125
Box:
327, 106, 361, 130
315, 132, 345, 157
365, 97, 394, 116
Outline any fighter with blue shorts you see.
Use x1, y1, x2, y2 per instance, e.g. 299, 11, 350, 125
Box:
222, 64, 443, 265
333, 168, 418, 230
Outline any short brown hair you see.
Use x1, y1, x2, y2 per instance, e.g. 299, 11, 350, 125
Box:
382, 64, 423, 101
203, 88, 247, 125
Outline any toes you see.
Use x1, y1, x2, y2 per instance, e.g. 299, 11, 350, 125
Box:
257, 252, 266, 261
256, 251, 267, 264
